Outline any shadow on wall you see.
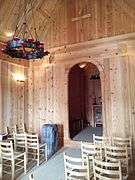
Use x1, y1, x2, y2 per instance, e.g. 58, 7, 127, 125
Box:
57, 124, 64, 149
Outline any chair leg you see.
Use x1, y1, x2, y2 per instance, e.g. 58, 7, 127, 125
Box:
25, 149, 28, 164
37, 150, 40, 166
45, 145, 47, 161
24, 153, 27, 174
11, 160, 15, 180
29, 173, 34, 180
0, 163, 2, 180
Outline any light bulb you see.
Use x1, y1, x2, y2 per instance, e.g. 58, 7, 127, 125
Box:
5, 31, 14, 37
78, 62, 87, 68
13, 73, 25, 82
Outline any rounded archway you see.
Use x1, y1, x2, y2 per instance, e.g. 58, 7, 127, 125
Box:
68, 62, 103, 142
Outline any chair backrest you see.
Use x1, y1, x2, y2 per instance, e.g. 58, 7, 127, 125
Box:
93, 134, 111, 146
19, 123, 27, 133
5, 126, 10, 134
105, 145, 128, 162
81, 142, 103, 179
26, 133, 39, 149
0, 141, 14, 160
6, 126, 15, 136
81, 142, 101, 163
64, 152, 88, 180
105, 145, 129, 179
93, 157, 122, 180
112, 137, 132, 159
13, 132, 27, 150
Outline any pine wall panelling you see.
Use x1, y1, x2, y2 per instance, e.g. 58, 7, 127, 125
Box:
0, 62, 2, 131
66, 0, 135, 46
21, 34, 135, 147
0, 0, 135, 147
0, 60, 28, 133
41, 34, 135, 146
0, 34, 135, 147
127, 55, 135, 145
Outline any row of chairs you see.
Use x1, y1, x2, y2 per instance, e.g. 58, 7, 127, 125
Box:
93, 134, 132, 150
5, 124, 47, 166
81, 142, 129, 179
0, 132, 47, 179
5, 124, 27, 138
64, 152, 123, 180
93, 134, 133, 167
13, 132, 47, 166
64, 135, 132, 180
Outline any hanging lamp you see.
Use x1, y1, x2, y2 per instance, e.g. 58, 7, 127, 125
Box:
1, 0, 49, 60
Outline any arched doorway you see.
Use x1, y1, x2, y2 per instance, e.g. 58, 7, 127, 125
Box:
68, 62, 103, 142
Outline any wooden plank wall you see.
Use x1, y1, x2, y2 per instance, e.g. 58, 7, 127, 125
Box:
66, 0, 135, 45
0, 0, 135, 146
0, 0, 135, 48
23, 36, 135, 146
39, 0, 135, 47
0, 35, 135, 147
0, 60, 28, 132
124, 54, 135, 145
41, 0, 135, 48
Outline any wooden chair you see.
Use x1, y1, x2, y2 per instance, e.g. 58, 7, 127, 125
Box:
13, 132, 27, 153
0, 141, 26, 180
112, 137, 133, 169
93, 134, 111, 160
93, 156, 122, 180
93, 134, 111, 146
26, 133, 47, 166
105, 145, 129, 179
63, 152, 88, 180
6, 123, 27, 134
81, 142, 95, 161
5, 126, 16, 140
18, 123, 27, 133
81, 141, 102, 179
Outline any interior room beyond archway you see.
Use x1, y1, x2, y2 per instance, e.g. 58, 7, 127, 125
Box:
68, 62, 103, 142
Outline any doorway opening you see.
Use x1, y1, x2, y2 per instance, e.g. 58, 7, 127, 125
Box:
68, 62, 103, 142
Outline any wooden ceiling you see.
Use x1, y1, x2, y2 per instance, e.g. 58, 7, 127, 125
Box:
0, 0, 63, 42
1, 0, 135, 43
